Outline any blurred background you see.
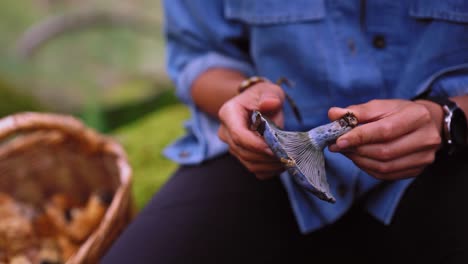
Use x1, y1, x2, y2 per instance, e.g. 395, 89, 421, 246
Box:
0, 0, 189, 209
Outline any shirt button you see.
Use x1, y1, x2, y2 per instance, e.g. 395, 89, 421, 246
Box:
348, 39, 357, 54
372, 35, 386, 49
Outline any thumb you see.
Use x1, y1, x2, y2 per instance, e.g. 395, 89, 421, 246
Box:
258, 91, 283, 113
328, 107, 351, 121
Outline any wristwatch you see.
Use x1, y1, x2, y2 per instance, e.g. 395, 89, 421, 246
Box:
426, 96, 468, 155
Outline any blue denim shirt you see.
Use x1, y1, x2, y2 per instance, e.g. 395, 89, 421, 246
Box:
162, 0, 468, 234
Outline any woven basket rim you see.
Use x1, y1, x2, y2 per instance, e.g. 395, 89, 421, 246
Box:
0, 111, 133, 263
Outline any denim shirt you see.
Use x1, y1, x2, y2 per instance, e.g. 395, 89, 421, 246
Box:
162, 0, 468, 234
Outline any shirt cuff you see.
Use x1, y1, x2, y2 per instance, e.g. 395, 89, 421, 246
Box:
413, 64, 468, 98
430, 69, 468, 97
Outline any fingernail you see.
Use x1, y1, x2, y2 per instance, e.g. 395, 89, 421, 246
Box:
260, 93, 279, 101
264, 148, 274, 156
337, 139, 349, 149
329, 144, 338, 152
330, 107, 348, 114
331, 107, 347, 111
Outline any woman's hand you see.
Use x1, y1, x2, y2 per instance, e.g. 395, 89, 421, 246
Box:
218, 82, 286, 180
328, 99, 444, 180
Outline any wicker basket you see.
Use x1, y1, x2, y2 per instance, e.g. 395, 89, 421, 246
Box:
0, 112, 133, 263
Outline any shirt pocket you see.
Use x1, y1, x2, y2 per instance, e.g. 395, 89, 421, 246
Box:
223, 0, 332, 125
223, 0, 325, 25
409, 0, 468, 23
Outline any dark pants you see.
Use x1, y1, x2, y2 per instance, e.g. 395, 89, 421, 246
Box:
101, 149, 468, 264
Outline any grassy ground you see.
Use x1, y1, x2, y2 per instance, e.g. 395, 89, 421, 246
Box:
112, 103, 190, 210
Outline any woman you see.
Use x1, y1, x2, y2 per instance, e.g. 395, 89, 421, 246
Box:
102, 1, 468, 263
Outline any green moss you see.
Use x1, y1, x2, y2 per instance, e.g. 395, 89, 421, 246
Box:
112, 104, 190, 210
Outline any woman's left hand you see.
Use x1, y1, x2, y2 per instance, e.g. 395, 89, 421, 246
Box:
328, 99, 444, 180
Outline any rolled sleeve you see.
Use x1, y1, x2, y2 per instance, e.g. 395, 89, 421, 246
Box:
411, 64, 468, 98
162, 0, 255, 165
164, 53, 254, 164
163, 0, 254, 104
430, 68, 468, 97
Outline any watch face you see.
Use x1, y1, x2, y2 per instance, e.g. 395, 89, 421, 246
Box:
451, 108, 468, 146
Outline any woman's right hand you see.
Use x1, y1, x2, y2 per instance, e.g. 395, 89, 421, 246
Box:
217, 81, 286, 180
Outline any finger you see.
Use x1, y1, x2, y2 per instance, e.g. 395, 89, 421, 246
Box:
343, 149, 436, 178
229, 145, 278, 164
329, 100, 405, 125
233, 154, 285, 179
236, 81, 285, 113
246, 84, 285, 127
218, 125, 229, 143
328, 104, 384, 123
221, 124, 276, 164
257, 89, 284, 114
344, 99, 400, 123
219, 101, 274, 154
219, 123, 274, 161
349, 125, 441, 161
337, 103, 431, 148
243, 162, 285, 173
235, 148, 277, 163
230, 148, 280, 166
328, 107, 353, 121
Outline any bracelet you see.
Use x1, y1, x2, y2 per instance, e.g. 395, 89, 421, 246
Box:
238, 76, 269, 94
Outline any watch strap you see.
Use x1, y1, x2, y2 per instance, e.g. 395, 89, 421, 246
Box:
426, 96, 458, 112
425, 96, 468, 155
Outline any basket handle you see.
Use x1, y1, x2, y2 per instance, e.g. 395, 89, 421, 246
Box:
0, 112, 106, 151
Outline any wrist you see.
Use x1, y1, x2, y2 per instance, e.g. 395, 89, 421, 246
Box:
191, 68, 246, 117
415, 99, 445, 139
416, 97, 468, 155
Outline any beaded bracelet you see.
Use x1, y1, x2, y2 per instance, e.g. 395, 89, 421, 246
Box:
238, 76, 270, 94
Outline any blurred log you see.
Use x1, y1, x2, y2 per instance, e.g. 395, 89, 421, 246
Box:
16, 9, 158, 59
